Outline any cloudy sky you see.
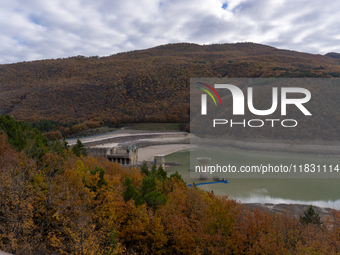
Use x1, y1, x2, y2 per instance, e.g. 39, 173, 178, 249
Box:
1, 0, 340, 64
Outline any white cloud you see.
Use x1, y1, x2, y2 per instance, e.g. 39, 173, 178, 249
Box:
1, 0, 340, 64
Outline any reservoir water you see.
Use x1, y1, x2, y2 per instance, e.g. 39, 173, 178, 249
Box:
165, 148, 340, 209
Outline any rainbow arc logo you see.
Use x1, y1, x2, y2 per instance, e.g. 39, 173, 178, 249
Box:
197, 82, 222, 115
197, 82, 222, 106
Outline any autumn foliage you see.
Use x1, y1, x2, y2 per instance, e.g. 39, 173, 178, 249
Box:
1, 130, 340, 254
2, 43, 340, 128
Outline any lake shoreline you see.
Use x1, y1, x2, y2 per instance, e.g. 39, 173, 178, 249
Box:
243, 203, 337, 220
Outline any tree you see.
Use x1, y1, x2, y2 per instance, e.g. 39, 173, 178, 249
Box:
0, 115, 48, 161
123, 168, 167, 209
169, 171, 184, 183
122, 177, 143, 206
140, 160, 149, 176
151, 163, 157, 175
0, 132, 37, 254
71, 139, 87, 157
300, 205, 322, 226
155, 164, 167, 181
86, 166, 108, 192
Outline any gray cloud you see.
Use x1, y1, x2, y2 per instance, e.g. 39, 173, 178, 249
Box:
1, 0, 340, 64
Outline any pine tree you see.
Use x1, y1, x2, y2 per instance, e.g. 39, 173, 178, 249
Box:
300, 205, 322, 226
71, 139, 87, 157
122, 177, 142, 206
155, 164, 167, 181
0, 123, 7, 134
140, 160, 149, 176
169, 171, 184, 183
151, 163, 157, 175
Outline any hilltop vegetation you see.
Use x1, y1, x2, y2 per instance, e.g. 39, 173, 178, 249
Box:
1, 43, 340, 130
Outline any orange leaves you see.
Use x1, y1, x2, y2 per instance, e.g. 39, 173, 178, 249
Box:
0, 131, 10, 156
228, 206, 332, 254
0, 132, 37, 254
44, 130, 63, 141
4, 130, 340, 254
201, 193, 238, 253
157, 183, 239, 254
3, 42, 340, 132
119, 203, 167, 254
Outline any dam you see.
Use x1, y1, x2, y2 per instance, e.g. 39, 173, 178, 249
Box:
68, 130, 191, 165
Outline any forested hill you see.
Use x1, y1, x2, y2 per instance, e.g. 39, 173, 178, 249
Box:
1, 42, 340, 125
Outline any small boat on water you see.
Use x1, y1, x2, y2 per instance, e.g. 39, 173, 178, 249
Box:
188, 178, 229, 187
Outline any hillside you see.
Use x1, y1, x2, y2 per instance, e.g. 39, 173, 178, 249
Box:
2, 121, 340, 254
1, 42, 340, 131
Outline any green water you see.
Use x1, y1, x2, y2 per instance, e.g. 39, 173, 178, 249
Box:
165, 149, 340, 208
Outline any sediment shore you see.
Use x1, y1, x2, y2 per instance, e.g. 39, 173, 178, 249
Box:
244, 203, 336, 220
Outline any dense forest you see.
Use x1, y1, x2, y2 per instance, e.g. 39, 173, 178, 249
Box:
1, 43, 340, 137
1, 116, 340, 254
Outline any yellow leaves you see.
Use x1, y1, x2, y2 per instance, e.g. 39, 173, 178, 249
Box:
4, 129, 340, 254
41, 152, 65, 171
108, 242, 126, 255
84, 170, 100, 188
74, 159, 86, 174
48, 233, 64, 251
95, 201, 119, 228
0, 134, 38, 254
32, 172, 44, 184
119, 203, 167, 254
204, 194, 237, 238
